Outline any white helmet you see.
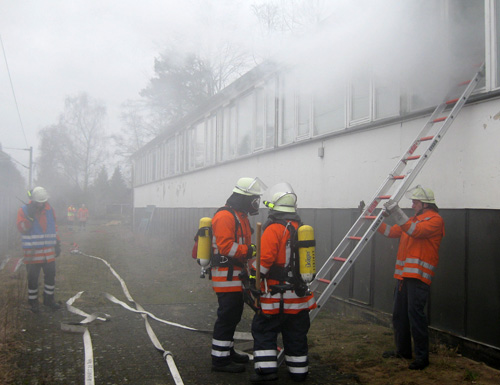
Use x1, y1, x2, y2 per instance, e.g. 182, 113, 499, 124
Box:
405, 185, 435, 204
31, 186, 49, 203
264, 182, 297, 213
233, 177, 267, 196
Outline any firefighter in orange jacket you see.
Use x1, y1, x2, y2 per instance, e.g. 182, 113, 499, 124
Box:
210, 177, 266, 373
250, 183, 317, 383
378, 185, 444, 370
77, 204, 89, 230
17, 187, 61, 313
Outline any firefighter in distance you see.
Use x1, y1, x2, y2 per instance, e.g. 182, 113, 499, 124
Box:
17, 186, 61, 313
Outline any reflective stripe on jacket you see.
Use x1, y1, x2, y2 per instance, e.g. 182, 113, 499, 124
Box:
254, 221, 317, 315
211, 207, 252, 293
17, 203, 58, 264
378, 209, 444, 285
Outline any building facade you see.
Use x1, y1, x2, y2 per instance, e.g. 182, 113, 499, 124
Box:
132, 1, 500, 365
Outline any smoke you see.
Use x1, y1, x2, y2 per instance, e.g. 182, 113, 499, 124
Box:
253, 0, 484, 104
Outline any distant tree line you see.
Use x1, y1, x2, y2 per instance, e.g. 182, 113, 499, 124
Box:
32, 1, 330, 221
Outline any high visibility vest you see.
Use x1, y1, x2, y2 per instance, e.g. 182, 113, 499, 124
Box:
211, 206, 252, 293
378, 209, 444, 285
20, 204, 57, 264
255, 221, 317, 315
67, 206, 76, 221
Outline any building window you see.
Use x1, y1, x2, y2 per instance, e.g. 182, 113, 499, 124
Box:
167, 137, 175, 176
265, 79, 276, 149
374, 76, 400, 119
255, 87, 265, 150
206, 115, 216, 166
349, 72, 371, 124
313, 86, 345, 135
279, 75, 295, 145
194, 121, 205, 168
237, 92, 253, 156
176, 133, 184, 174
221, 104, 237, 161
297, 89, 311, 139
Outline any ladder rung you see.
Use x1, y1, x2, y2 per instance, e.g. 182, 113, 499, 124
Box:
420, 135, 434, 141
391, 175, 405, 180
348, 236, 362, 241
432, 117, 447, 123
333, 257, 346, 262
405, 155, 421, 161
378, 195, 391, 199
446, 98, 459, 105
363, 215, 377, 219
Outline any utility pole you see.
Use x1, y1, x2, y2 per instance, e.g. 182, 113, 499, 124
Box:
28, 146, 33, 189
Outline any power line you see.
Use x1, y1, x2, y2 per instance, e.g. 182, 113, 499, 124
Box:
1, 34, 29, 147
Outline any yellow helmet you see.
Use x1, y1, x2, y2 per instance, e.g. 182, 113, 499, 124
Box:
406, 185, 435, 204
270, 192, 297, 212
233, 177, 267, 196
264, 182, 297, 212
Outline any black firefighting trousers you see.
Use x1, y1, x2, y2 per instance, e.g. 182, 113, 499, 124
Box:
392, 278, 430, 362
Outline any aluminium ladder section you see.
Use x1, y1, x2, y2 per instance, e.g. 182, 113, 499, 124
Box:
308, 64, 485, 322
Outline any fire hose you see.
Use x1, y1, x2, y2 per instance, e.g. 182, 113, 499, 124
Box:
64, 245, 252, 384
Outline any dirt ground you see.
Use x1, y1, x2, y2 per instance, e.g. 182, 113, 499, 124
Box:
3, 220, 500, 384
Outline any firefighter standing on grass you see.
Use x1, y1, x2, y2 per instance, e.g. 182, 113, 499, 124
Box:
77, 204, 89, 230
67, 204, 76, 230
250, 183, 317, 383
17, 186, 61, 313
211, 177, 266, 373
378, 185, 444, 370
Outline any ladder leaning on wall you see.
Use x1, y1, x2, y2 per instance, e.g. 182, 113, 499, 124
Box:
308, 63, 485, 322
275, 64, 485, 366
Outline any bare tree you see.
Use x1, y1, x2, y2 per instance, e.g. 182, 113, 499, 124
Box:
59, 93, 109, 192
252, 0, 332, 35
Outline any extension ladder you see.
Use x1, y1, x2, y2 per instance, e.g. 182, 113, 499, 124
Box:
309, 63, 485, 322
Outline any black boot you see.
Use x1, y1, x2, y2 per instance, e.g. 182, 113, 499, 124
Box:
250, 372, 278, 383
43, 294, 61, 310
212, 362, 246, 373
28, 299, 39, 313
230, 348, 250, 363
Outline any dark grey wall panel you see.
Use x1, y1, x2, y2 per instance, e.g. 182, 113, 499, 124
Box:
466, 210, 500, 347
134, 206, 500, 351
430, 210, 466, 335
371, 227, 398, 314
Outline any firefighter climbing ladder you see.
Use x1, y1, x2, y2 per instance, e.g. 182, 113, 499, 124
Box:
308, 64, 485, 322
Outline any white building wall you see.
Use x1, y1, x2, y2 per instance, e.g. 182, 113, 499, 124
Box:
134, 97, 500, 211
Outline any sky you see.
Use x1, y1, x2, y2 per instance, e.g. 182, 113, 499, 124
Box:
0, 1, 481, 183
0, 0, 263, 179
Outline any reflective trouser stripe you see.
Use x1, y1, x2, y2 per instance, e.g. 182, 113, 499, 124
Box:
44, 284, 55, 295
254, 349, 278, 371
285, 354, 308, 374
211, 338, 233, 357
28, 288, 38, 300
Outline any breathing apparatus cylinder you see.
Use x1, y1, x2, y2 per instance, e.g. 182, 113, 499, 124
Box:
197, 217, 212, 267
298, 225, 316, 283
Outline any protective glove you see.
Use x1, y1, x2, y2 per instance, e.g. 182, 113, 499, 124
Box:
26, 202, 37, 221
246, 243, 257, 259
383, 200, 409, 226
55, 240, 61, 257
248, 269, 261, 297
